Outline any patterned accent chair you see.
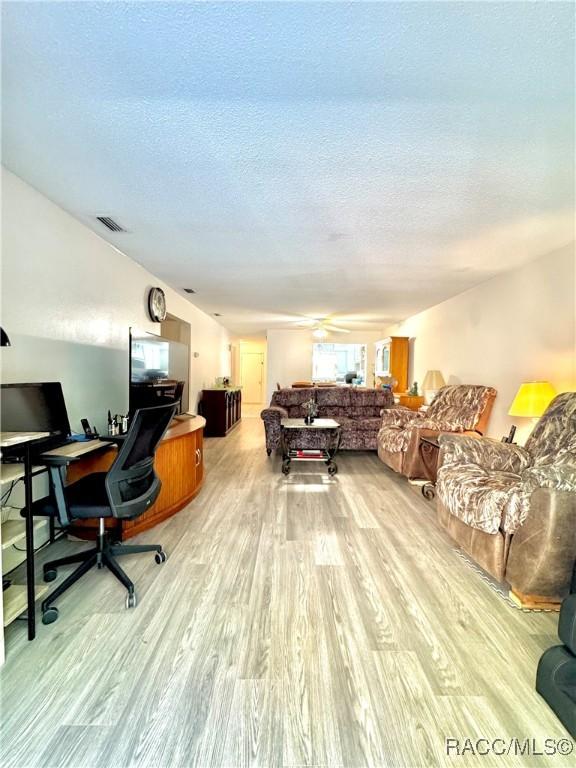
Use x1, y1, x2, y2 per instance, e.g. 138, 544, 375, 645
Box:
436, 392, 576, 601
260, 387, 394, 455
377, 385, 497, 479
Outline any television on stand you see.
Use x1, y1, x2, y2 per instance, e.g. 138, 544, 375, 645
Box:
129, 330, 190, 416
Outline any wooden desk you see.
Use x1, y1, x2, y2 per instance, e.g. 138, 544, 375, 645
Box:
42, 438, 113, 459
68, 417, 206, 540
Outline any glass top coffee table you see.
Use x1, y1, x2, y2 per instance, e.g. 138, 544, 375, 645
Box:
280, 418, 342, 476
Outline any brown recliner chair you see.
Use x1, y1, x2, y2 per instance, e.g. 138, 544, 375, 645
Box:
436, 391, 576, 601
377, 385, 497, 479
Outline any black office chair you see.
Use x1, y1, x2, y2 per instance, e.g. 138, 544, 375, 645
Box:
30, 403, 176, 624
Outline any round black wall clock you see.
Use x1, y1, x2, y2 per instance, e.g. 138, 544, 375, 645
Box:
148, 287, 167, 322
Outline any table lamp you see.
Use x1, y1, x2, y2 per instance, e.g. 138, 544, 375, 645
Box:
422, 369, 445, 404
507, 381, 556, 442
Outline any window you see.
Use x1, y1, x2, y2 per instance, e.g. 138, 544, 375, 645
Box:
312, 343, 367, 385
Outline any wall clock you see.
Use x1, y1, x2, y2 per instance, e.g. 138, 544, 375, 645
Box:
148, 287, 167, 322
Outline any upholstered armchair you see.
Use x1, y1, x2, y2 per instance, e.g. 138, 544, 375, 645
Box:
377, 385, 497, 478
436, 392, 576, 601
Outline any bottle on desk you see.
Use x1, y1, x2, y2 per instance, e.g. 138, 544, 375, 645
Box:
108, 411, 120, 436
107, 412, 129, 436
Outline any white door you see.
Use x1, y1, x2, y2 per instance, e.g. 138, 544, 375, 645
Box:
240, 352, 264, 403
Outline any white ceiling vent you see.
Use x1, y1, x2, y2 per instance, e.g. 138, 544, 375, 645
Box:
95, 216, 126, 232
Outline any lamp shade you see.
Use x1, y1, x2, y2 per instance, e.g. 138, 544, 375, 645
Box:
508, 381, 556, 418
422, 370, 445, 390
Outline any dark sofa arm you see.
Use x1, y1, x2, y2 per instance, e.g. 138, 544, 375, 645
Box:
260, 405, 288, 423
260, 405, 288, 455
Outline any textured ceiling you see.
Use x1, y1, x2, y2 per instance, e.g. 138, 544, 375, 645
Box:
2, 1, 574, 336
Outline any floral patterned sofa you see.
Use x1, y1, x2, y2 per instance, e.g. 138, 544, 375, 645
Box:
260, 386, 394, 455
377, 385, 497, 479
436, 391, 576, 600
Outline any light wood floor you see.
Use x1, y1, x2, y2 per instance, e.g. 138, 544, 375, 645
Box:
0, 419, 567, 768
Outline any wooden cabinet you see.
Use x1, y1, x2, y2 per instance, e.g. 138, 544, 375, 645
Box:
195, 429, 204, 487
375, 337, 409, 393
68, 418, 205, 541
201, 388, 241, 437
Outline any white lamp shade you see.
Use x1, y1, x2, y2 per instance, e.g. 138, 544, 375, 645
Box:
422, 370, 446, 390
422, 370, 445, 404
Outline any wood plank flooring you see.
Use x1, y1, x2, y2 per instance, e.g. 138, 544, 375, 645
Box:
0, 418, 568, 767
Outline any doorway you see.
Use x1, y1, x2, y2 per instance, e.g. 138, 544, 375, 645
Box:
240, 351, 265, 404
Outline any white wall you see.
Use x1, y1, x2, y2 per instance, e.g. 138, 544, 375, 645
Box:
265, 328, 385, 403
0, 168, 230, 433
384, 245, 575, 443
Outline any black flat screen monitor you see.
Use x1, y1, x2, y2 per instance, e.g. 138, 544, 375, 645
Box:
1, 382, 71, 437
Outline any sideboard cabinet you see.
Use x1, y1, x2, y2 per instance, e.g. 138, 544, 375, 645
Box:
201, 388, 242, 437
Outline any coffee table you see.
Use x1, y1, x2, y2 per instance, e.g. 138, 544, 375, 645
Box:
280, 418, 342, 476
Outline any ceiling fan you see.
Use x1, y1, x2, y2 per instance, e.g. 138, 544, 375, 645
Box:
295, 316, 351, 338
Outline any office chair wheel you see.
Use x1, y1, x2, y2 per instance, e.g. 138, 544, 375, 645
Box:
42, 606, 59, 625
155, 550, 167, 565
126, 591, 137, 609
43, 568, 57, 582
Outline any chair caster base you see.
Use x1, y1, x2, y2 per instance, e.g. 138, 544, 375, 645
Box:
126, 591, 137, 609
42, 606, 59, 625
155, 550, 167, 565
44, 569, 57, 583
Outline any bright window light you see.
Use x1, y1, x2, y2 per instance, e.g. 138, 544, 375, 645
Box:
312, 343, 367, 384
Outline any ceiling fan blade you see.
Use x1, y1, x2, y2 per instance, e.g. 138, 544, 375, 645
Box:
295, 318, 318, 327
323, 324, 351, 333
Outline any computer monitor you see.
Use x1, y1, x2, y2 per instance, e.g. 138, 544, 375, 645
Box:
0, 382, 71, 438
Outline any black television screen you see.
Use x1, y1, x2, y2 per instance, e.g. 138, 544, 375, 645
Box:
129, 331, 189, 414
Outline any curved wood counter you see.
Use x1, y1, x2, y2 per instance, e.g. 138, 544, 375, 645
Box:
68, 416, 205, 540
